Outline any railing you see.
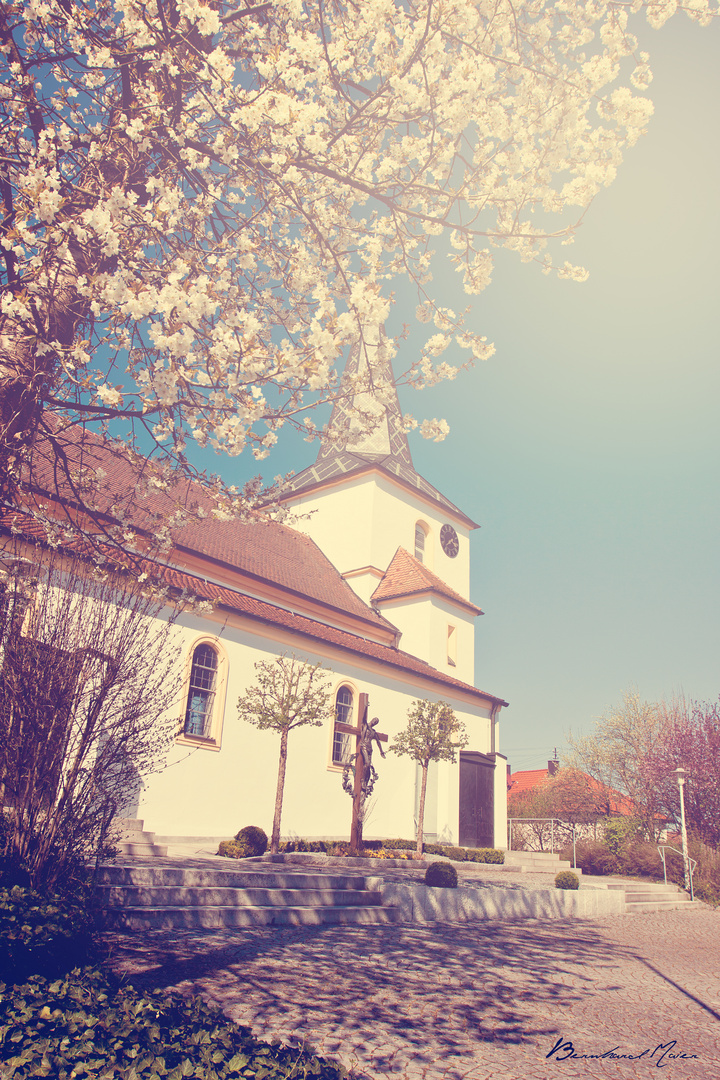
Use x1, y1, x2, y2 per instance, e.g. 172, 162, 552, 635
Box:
657, 845, 697, 901
508, 817, 577, 868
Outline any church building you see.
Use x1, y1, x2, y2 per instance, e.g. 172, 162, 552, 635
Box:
7, 335, 510, 850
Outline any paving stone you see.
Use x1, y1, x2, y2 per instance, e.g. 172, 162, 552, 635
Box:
103, 905, 720, 1079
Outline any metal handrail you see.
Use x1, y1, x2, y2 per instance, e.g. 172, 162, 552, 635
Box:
657, 845, 697, 901
508, 817, 577, 868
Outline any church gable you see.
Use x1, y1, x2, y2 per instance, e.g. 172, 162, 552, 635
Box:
371, 547, 483, 616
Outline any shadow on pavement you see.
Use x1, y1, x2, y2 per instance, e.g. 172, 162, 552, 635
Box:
102, 918, 632, 1075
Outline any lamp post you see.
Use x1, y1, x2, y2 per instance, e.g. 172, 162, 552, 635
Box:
674, 767, 690, 892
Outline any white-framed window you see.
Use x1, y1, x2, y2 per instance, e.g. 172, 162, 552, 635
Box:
331, 684, 355, 767
178, 638, 227, 748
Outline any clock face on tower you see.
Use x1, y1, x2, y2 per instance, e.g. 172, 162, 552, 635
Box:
440, 523, 459, 558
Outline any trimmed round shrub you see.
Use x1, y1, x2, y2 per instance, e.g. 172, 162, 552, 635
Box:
424, 861, 458, 888
233, 826, 268, 857
217, 839, 245, 859
554, 871, 580, 891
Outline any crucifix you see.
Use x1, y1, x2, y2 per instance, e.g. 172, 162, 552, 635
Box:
334, 692, 388, 854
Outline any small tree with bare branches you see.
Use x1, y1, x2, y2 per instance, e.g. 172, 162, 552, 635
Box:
390, 700, 468, 858
237, 655, 333, 854
0, 536, 182, 889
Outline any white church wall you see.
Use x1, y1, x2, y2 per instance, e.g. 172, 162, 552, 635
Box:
138, 610, 498, 846
286, 472, 473, 603
372, 594, 476, 684
493, 753, 509, 851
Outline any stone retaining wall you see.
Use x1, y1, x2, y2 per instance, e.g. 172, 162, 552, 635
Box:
382, 883, 626, 921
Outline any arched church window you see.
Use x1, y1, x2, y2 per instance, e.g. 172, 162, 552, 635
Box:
184, 642, 218, 738
332, 685, 354, 766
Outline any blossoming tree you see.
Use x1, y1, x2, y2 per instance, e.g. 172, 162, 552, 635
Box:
1, 0, 714, 543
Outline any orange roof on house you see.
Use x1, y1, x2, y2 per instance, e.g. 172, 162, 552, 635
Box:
508, 769, 549, 794
508, 767, 637, 816
371, 547, 483, 615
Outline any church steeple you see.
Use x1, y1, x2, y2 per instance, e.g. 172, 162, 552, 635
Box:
281, 327, 474, 525
316, 326, 414, 468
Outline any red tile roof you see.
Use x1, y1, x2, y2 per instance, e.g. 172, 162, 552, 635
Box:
508, 768, 636, 816
371, 547, 482, 615
161, 563, 507, 704
173, 518, 396, 634
507, 769, 549, 794
0, 507, 508, 708
21, 423, 395, 637
10, 423, 509, 707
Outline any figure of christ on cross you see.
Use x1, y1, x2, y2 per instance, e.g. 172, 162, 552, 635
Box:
334, 692, 388, 854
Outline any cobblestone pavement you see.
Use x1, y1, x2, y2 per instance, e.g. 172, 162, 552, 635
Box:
103, 906, 720, 1080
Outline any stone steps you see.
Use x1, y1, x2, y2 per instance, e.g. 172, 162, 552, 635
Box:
114, 818, 168, 858
98, 861, 397, 929
104, 904, 400, 930
98, 885, 383, 908
503, 851, 583, 877
623, 882, 698, 913
584, 875, 699, 913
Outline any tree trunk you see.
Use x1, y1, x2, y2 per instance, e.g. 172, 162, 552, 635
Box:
271, 727, 289, 855
415, 761, 429, 859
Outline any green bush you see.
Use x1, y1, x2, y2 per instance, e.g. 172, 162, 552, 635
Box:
619, 841, 670, 881
0, 885, 94, 982
218, 827, 269, 859
554, 871, 580, 890
279, 838, 330, 853
217, 839, 245, 859
466, 847, 505, 864
603, 817, 642, 857
424, 861, 458, 888
234, 825, 268, 856
693, 880, 720, 905
442, 846, 467, 862
0, 967, 347, 1079
568, 840, 618, 876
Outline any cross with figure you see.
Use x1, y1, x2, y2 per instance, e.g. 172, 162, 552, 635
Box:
334, 692, 388, 854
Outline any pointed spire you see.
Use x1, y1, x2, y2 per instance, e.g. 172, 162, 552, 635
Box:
316, 326, 413, 467
277, 325, 477, 528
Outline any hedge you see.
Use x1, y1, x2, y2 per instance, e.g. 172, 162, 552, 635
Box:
274, 839, 504, 863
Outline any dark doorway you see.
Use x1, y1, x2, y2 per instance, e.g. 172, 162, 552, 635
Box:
459, 751, 495, 848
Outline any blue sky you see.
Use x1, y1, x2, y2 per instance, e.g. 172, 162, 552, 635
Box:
219, 16, 720, 773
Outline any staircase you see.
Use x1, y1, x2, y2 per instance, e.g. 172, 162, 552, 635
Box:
584, 877, 700, 913
504, 850, 583, 877
97, 860, 401, 929
114, 819, 168, 858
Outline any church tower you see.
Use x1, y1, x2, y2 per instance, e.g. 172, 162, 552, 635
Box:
278, 329, 483, 685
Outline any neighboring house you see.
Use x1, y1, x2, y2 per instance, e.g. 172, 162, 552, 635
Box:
507, 761, 638, 846
4, 333, 509, 849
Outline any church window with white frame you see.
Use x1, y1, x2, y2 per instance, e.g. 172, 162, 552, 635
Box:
180, 639, 227, 747
332, 684, 354, 766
